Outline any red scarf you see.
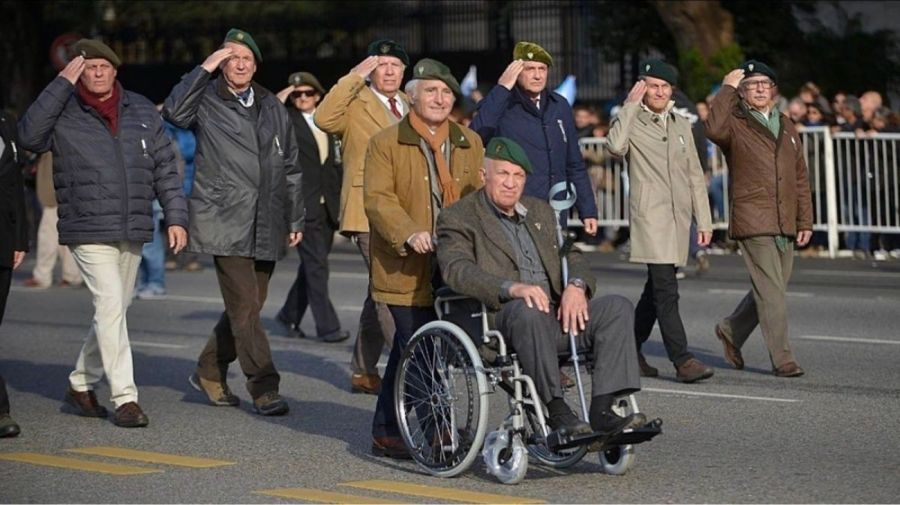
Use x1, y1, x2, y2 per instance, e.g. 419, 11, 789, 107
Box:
77, 81, 121, 135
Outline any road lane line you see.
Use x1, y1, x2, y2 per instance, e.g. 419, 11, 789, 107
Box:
341, 480, 545, 504
0, 453, 160, 475
797, 335, 900, 345
707, 288, 813, 298
129, 341, 188, 349
66, 446, 234, 468
255, 488, 404, 504
644, 387, 799, 403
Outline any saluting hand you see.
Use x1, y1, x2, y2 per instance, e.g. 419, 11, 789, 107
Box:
625, 80, 647, 105
498, 60, 525, 90
351, 56, 380, 79
201, 47, 234, 74
59, 56, 85, 85
723, 69, 745, 89
276, 85, 295, 104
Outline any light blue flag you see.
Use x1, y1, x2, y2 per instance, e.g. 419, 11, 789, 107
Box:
460, 65, 478, 97
555, 75, 576, 106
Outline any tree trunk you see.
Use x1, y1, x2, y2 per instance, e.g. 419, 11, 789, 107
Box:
651, 0, 735, 62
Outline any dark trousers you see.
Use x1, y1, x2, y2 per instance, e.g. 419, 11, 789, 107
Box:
350, 232, 395, 376
278, 213, 341, 336
198, 256, 279, 399
0, 267, 10, 415
634, 264, 693, 367
371, 305, 436, 438
497, 295, 640, 405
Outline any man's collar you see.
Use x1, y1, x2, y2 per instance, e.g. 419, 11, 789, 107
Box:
483, 191, 528, 219
640, 100, 675, 117
369, 86, 397, 103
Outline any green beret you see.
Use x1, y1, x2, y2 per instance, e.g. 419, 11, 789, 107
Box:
410, 58, 461, 97
740, 59, 777, 85
288, 72, 325, 95
486, 137, 533, 174
73, 39, 121, 68
513, 41, 552, 67
367, 39, 409, 66
638, 59, 678, 86
224, 28, 262, 62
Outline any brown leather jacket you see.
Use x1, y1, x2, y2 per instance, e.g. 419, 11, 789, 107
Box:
705, 86, 813, 239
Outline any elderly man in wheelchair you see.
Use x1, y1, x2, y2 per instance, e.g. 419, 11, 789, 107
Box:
392, 137, 661, 483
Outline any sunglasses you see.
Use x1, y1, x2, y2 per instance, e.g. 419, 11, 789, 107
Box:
291, 90, 319, 98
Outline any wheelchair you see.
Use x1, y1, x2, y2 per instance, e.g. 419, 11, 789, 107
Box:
394, 288, 663, 484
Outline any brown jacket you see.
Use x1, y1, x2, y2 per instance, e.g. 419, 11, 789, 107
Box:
436, 190, 595, 323
364, 116, 484, 307
706, 86, 813, 239
315, 73, 409, 235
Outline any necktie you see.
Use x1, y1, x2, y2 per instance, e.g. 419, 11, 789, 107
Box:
389, 97, 402, 119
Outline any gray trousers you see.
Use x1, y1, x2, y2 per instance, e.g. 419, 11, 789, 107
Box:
349, 232, 396, 376
496, 295, 641, 405
720, 236, 797, 368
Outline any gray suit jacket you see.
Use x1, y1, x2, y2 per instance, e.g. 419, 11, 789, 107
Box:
436, 189, 596, 316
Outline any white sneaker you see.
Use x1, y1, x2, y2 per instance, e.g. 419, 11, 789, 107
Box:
873, 250, 888, 261
135, 286, 167, 300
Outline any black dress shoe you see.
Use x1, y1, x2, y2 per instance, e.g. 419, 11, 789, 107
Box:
547, 410, 592, 437
589, 411, 647, 435
320, 329, 350, 343
0, 415, 21, 438
274, 312, 302, 337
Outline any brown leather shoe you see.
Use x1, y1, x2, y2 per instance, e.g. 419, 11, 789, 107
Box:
351, 373, 382, 395
676, 358, 714, 383
637, 353, 659, 377
371, 436, 411, 459
113, 402, 149, 428
715, 324, 744, 370
23, 278, 49, 289
774, 362, 805, 377
65, 388, 108, 418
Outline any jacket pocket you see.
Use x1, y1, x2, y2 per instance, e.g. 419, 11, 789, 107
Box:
732, 185, 766, 202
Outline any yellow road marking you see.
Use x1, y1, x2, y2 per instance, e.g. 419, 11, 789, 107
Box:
0, 452, 160, 475
66, 446, 235, 468
341, 480, 545, 504
255, 488, 405, 504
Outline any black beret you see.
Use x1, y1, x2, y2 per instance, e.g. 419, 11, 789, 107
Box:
638, 59, 678, 86
74, 39, 121, 68
740, 60, 777, 85
367, 39, 409, 66
224, 28, 262, 62
288, 72, 325, 95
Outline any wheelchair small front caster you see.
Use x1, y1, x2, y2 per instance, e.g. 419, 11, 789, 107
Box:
482, 429, 528, 484
599, 443, 635, 475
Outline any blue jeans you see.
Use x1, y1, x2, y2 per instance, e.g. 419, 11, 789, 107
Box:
138, 201, 166, 290
844, 191, 870, 251
708, 174, 726, 221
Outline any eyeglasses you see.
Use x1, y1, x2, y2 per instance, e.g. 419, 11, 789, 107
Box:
741, 79, 775, 90
291, 90, 319, 98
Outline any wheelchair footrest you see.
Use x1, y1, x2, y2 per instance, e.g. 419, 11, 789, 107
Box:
546, 418, 663, 451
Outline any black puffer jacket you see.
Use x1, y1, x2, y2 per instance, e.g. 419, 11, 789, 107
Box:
17, 77, 188, 245
163, 66, 303, 261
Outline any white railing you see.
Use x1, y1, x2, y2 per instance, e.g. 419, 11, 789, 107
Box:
578, 126, 900, 258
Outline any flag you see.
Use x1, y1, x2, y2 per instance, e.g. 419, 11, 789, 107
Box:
460, 65, 478, 98
555, 75, 576, 106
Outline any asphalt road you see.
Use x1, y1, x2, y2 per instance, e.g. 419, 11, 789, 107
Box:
1, 239, 898, 503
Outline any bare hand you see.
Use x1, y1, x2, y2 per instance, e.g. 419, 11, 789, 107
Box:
698, 230, 712, 247
59, 56, 85, 85
12, 251, 25, 270
276, 85, 295, 104
288, 231, 303, 247
201, 47, 234, 73
509, 282, 550, 313
558, 284, 589, 334
796, 230, 812, 247
351, 56, 379, 79
498, 60, 525, 90
583, 218, 598, 236
406, 231, 434, 254
723, 69, 745, 89
625, 80, 647, 105
167, 225, 188, 254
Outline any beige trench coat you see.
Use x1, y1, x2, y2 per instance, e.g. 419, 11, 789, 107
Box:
607, 101, 712, 267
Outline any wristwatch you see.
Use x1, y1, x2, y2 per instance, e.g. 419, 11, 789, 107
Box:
568, 278, 586, 291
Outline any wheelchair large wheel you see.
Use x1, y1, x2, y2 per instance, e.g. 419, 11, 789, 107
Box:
523, 403, 587, 469
396, 321, 489, 478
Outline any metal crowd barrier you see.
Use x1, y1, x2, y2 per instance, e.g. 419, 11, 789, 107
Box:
578, 126, 900, 259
